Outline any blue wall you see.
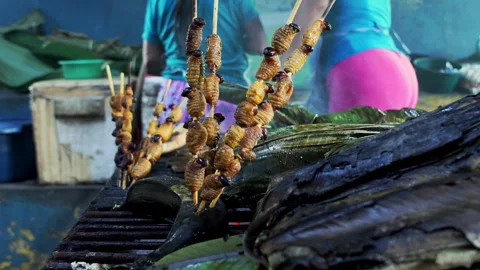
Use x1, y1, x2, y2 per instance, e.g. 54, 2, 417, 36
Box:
0, 0, 147, 45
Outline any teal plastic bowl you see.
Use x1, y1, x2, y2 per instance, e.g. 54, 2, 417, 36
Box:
413, 57, 462, 94
59, 59, 106, 79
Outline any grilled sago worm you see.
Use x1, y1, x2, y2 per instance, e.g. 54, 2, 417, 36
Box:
268, 71, 294, 110
147, 118, 158, 136
284, 44, 315, 75
185, 157, 209, 204
185, 121, 208, 155
153, 103, 166, 118
181, 87, 206, 120
155, 117, 175, 142
224, 124, 245, 148
253, 101, 275, 126
198, 149, 217, 176
115, 131, 132, 146
221, 158, 241, 180
186, 50, 204, 89
204, 73, 224, 106
203, 113, 225, 148
146, 135, 163, 163
168, 104, 184, 124
200, 174, 230, 202
303, 19, 331, 47
214, 144, 235, 172
129, 157, 152, 181
234, 101, 258, 128
271, 23, 301, 55
246, 81, 274, 105
205, 34, 222, 73
256, 47, 281, 81
185, 17, 206, 56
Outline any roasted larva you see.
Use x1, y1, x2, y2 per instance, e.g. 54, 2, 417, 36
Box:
145, 135, 163, 163
155, 117, 175, 142
200, 174, 230, 202
268, 71, 294, 110
185, 120, 208, 155
246, 81, 274, 105
204, 73, 224, 106
205, 34, 222, 73
186, 50, 204, 89
224, 124, 245, 148
203, 113, 225, 148
284, 44, 314, 75
214, 144, 235, 172
185, 157, 208, 204
303, 19, 331, 47
234, 101, 258, 127
256, 47, 281, 81
253, 101, 275, 126
271, 23, 301, 55
181, 87, 206, 120
185, 17, 206, 56
129, 157, 152, 182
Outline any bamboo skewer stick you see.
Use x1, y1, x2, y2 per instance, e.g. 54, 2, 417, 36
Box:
161, 79, 173, 103
193, 0, 198, 18
120, 73, 125, 94
322, 0, 336, 19
212, 0, 219, 35
209, 106, 215, 118
106, 65, 115, 96
286, 0, 303, 24
179, 97, 188, 108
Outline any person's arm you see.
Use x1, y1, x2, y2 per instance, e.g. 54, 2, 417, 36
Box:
238, 0, 267, 55
282, 0, 331, 61
242, 17, 268, 55
135, 41, 163, 102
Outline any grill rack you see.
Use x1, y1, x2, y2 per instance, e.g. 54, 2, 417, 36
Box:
42, 157, 253, 270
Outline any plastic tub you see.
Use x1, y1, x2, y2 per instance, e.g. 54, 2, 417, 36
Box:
59, 59, 106, 79
413, 57, 463, 94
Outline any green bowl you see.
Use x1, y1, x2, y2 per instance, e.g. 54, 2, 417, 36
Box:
413, 57, 462, 94
59, 59, 106, 79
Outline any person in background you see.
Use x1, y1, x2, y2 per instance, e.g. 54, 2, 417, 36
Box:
137, 0, 267, 133
291, 0, 418, 114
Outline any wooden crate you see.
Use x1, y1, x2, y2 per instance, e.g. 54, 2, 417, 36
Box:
29, 79, 122, 184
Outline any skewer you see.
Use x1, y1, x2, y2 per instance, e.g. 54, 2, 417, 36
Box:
179, 97, 188, 108
193, 0, 198, 18
212, 0, 219, 35
120, 73, 125, 94
322, 0, 336, 19
162, 79, 173, 103
286, 0, 303, 25
209, 106, 215, 118
106, 65, 115, 96
127, 62, 132, 85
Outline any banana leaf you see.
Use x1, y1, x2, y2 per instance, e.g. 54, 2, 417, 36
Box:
149, 235, 257, 270
0, 36, 56, 89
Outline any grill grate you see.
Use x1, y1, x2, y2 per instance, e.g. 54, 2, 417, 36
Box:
42, 155, 253, 270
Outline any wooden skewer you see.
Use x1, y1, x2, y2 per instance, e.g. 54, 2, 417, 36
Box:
193, 0, 198, 18
286, 0, 303, 25
212, 0, 219, 35
196, 200, 207, 215
322, 0, 336, 19
120, 73, 125, 94
127, 62, 132, 85
209, 106, 215, 118
106, 65, 115, 96
193, 191, 199, 205
179, 97, 188, 108
161, 79, 173, 103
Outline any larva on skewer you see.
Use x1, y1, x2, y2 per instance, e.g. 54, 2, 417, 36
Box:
271, 23, 301, 55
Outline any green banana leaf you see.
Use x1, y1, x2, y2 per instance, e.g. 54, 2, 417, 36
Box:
150, 235, 257, 270
0, 36, 57, 89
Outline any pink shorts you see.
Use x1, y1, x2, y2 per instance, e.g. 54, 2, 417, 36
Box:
326, 49, 418, 113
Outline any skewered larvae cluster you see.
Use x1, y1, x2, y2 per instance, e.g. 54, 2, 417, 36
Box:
256, 47, 281, 81
284, 19, 331, 75
128, 88, 183, 185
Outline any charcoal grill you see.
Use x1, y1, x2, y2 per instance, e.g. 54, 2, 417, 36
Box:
42, 153, 253, 270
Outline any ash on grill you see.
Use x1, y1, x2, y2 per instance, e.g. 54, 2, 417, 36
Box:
42, 154, 253, 270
